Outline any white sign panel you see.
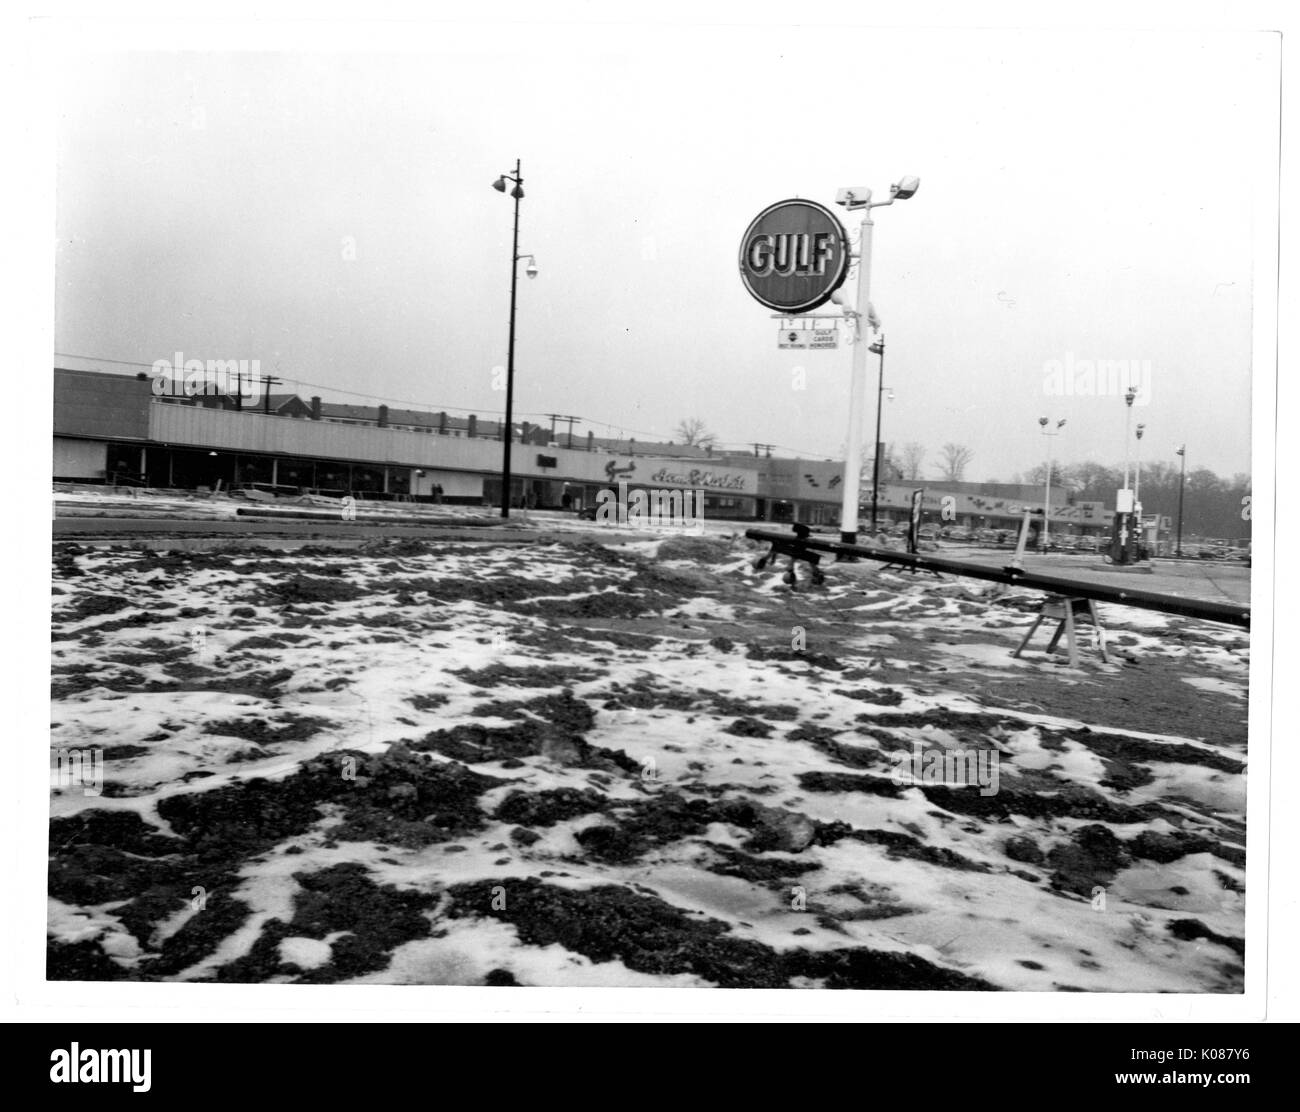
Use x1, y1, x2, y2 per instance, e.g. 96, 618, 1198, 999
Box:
808, 329, 838, 349
778, 327, 838, 350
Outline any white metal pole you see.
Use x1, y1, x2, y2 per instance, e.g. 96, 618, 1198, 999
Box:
840, 212, 874, 545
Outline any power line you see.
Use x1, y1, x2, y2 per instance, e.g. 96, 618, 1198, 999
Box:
52, 352, 579, 428
54, 352, 502, 418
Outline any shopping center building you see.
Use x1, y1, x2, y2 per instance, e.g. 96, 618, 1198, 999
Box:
52, 366, 1121, 535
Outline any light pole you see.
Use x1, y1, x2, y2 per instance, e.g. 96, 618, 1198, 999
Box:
1038, 416, 1066, 551
1122, 386, 1137, 491
1112, 385, 1139, 563
491, 160, 539, 518
868, 333, 887, 533
832, 176, 919, 547
1133, 422, 1147, 557
1175, 444, 1187, 557
1134, 423, 1146, 506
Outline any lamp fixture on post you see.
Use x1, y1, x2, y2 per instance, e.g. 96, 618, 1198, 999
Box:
1038, 416, 1067, 552
1134, 423, 1147, 507
867, 333, 887, 534
1175, 444, 1187, 558
1122, 386, 1137, 491
491, 159, 539, 518
1110, 385, 1140, 565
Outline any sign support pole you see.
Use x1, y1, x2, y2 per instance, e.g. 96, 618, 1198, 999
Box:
870, 333, 885, 533
840, 211, 874, 547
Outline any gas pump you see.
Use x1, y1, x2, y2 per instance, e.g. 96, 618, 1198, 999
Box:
1108, 489, 1142, 564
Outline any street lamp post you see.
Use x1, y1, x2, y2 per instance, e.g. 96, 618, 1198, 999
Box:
491, 160, 539, 518
1175, 444, 1187, 557
1134, 423, 1146, 506
833, 176, 919, 547
868, 334, 886, 533
1038, 416, 1066, 551
1134, 422, 1146, 555
1112, 385, 1139, 563
1122, 386, 1137, 491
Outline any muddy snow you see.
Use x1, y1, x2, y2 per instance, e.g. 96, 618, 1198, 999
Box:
47, 532, 1248, 990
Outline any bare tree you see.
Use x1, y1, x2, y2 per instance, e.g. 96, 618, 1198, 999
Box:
859, 441, 901, 484
882, 441, 904, 481
938, 443, 974, 482
900, 442, 926, 481
673, 417, 718, 449
1021, 461, 1081, 489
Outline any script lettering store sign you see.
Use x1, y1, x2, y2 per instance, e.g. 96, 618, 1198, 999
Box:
649, 467, 752, 493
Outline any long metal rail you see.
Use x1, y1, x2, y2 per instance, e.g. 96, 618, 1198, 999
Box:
745, 528, 1250, 629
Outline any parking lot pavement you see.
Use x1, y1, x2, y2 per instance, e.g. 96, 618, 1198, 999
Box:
941, 547, 1250, 607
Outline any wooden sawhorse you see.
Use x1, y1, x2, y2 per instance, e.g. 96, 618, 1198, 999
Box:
1013, 595, 1110, 667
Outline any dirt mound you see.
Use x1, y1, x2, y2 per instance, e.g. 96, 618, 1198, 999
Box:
257, 574, 366, 605
1046, 824, 1129, 896
495, 787, 608, 827
655, 536, 735, 564
215, 863, 439, 983
446, 877, 995, 990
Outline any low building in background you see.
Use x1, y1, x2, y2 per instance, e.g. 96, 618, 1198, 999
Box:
52, 366, 1120, 535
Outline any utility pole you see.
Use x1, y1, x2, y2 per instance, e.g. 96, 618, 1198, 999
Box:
261, 375, 282, 416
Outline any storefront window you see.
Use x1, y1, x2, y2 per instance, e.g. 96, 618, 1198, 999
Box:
236, 456, 273, 485
106, 443, 143, 481
352, 465, 384, 493
277, 459, 314, 490
315, 464, 348, 492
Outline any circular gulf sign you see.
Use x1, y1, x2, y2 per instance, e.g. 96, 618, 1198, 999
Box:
738, 199, 850, 313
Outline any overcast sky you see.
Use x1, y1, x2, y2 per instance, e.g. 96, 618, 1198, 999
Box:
54, 22, 1274, 481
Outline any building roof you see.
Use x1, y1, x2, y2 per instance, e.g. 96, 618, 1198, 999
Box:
263, 393, 308, 411
312, 400, 505, 436
588, 436, 722, 458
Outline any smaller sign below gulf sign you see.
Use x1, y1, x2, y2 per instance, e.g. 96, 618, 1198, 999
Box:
739, 199, 850, 313
778, 327, 838, 350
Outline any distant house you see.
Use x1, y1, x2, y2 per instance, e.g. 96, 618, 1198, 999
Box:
261, 394, 314, 418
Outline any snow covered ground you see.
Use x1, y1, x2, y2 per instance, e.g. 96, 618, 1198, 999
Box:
54, 486, 499, 524
48, 531, 1248, 990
